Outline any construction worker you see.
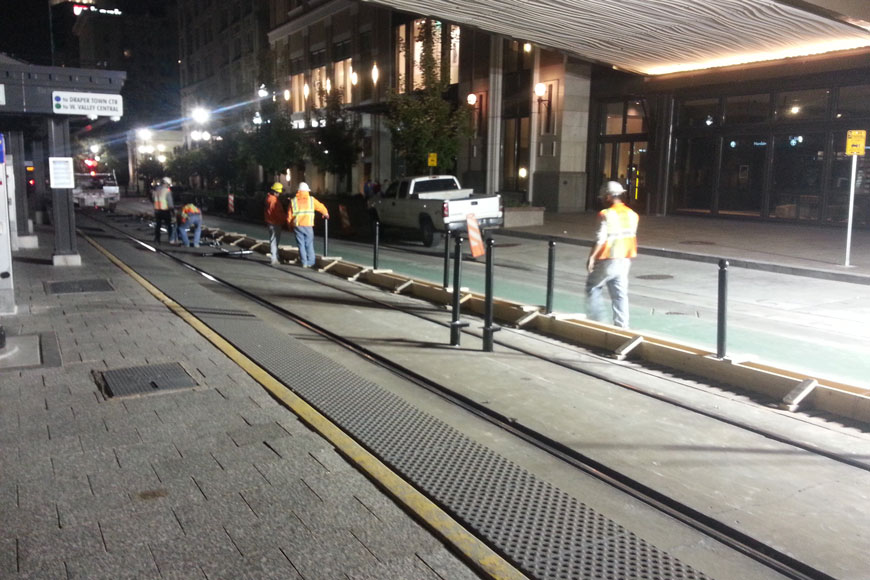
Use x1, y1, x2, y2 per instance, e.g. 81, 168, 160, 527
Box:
177, 202, 203, 247
264, 182, 288, 265
585, 181, 639, 328
288, 182, 329, 268
152, 177, 174, 244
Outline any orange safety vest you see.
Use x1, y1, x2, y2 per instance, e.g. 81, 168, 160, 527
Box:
153, 186, 171, 210
289, 193, 327, 227
180, 203, 200, 222
593, 202, 639, 260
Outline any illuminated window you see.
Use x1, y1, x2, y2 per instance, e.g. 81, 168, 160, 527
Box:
449, 25, 460, 85
396, 25, 407, 93
335, 58, 353, 104
311, 66, 327, 108
291, 73, 305, 112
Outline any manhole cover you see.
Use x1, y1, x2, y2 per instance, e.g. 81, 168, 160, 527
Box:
679, 240, 715, 245
636, 274, 674, 280
99, 362, 197, 398
45, 279, 114, 294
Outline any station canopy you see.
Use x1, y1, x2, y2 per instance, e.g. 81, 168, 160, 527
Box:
364, 0, 870, 75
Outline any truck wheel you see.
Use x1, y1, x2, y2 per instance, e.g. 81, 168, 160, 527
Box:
420, 217, 436, 247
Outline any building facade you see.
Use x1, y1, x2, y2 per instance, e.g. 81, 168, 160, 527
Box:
177, 0, 870, 228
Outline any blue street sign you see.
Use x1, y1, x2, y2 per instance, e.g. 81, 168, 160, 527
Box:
0, 134, 5, 164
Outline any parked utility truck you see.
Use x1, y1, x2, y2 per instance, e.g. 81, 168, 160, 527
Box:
72, 172, 120, 211
369, 175, 503, 246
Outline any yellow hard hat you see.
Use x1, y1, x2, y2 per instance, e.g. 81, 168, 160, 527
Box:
270, 182, 283, 193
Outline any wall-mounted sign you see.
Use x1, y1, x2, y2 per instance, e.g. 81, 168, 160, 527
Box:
52, 91, 123, 117
48, 157, 75, 189
0, 84, 5, 106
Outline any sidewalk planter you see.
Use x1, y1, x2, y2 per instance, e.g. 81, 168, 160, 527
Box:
503, 206, 545, 228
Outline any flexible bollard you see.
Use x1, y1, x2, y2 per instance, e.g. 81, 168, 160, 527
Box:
482, 238, 500, 352
449, 234, 468, 346
373, 220, 380, 270
323, 217, 329, 257
717, 259, 728, 359
545, 239, 556, 314
443, 232, 450, 288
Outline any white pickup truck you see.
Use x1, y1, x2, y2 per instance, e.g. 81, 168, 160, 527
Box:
369, 175, 503, 246
72, 172, 120, 211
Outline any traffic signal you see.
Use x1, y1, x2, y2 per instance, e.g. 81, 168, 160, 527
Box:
25, 164, 36, 194
83, 158, 98, 170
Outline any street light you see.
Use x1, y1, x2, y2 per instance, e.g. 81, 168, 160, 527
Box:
258, 83, 269, 98
534, 82, 552, 133
192, 107, 210, 125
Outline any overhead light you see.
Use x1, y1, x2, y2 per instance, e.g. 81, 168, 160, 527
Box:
705, 115, 714, 126
645, 37, 870, 75
258, 84, 268, 98
466, 93, 477, 106
284, 89, 291, 101
523, 43, 532, 53
790, 105, 801, 115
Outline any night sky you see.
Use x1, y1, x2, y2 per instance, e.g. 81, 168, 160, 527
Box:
0, 0, 54, 65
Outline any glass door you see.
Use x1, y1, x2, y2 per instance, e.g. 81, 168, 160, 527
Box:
600, 140, 647, 211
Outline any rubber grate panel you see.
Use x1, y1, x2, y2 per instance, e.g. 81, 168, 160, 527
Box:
100, 362, 198, 398
45, 279, 114, 294
199, 313, 711, 580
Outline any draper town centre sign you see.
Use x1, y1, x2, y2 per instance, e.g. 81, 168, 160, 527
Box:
52, 91, 123, 117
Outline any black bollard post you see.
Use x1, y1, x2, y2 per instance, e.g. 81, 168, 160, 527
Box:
449, 234, 469, 346
373, 220, 380, 270
545, 239, 556, 314
443, 231, 450, 288
323, 217, 329, 258
717, 259, 728, 359
482, 238, 500, 352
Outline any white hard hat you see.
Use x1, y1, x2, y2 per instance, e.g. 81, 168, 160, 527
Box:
162, 177, 172, 185
598, 181, 625, 198
298, 182, 311, 192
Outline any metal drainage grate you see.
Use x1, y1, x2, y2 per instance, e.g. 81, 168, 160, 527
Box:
99, 362, 197, 398
45, 279, 114, 295
636, 274, 674, 280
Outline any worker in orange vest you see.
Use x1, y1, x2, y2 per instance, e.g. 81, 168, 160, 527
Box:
177, 202, 202, 247
264, 182, 289, 265
152, 177, 174, 244
586, 181, 639, 328
288, 182, 329, 268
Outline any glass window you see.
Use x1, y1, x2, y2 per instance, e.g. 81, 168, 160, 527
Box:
828, 130, 870, 226
334, 58, 353, 104
775, 89, 829, 122
837, 85, 870, 120
395, 25, 407, 93
678, 98, 719, 129
625, 100, 646, 134
719, 137, 767, 215
671, 137, 716, 212
602, 102, 623, 135
448, 25, 460, 85
725, 94, 769, 124
770, 133, 825, 220
311, 66, 327, 107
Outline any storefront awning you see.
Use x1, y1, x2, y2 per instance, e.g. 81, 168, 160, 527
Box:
362, 0, 870, 75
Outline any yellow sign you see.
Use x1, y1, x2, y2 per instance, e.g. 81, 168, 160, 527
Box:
427, 152, 437, 167
846, 130, 866, 156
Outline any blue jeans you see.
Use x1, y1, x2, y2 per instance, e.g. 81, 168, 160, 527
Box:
179, 214, 202, 247
294, 226, 315, 266
268, 224, 282, 263
585, 258, 632, 328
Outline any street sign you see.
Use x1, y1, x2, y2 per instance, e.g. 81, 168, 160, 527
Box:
427, 152, 437, 167
48, 157, 75, 189
0, 134, 4, 164
52, 91, 124, 117
846, 130, 866, 156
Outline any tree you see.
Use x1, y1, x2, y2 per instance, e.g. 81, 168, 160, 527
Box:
386, 18, 471, 176
138, 158, 165, 188
243, 107, 304, 181
308, 88, 363, 193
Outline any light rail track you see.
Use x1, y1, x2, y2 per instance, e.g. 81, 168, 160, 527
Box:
88, 212, 843, 580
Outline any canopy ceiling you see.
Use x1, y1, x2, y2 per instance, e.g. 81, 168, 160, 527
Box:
364, 0, 870, 75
